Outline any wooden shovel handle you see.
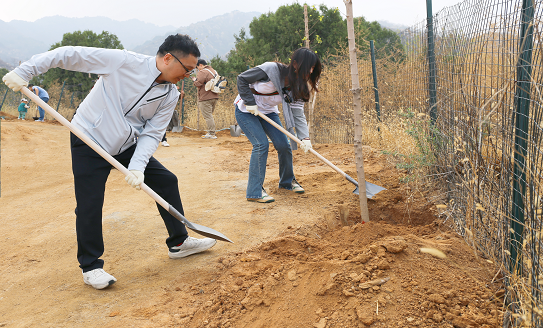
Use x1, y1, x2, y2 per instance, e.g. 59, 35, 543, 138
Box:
21, 87, 171, 213
256, 111, 348, 179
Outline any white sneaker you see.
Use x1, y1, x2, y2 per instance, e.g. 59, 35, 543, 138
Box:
247, 188, 275, 203
83, 268, 117, 289
201, 133, 217, 139
168, 236, 217, 259
291, 179, 305, 193
161, 141, 170, 147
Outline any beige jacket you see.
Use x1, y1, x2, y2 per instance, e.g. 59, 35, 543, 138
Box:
193, 65, 219, 101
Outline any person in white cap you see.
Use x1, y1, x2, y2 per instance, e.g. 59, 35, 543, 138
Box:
17, 98, 29, 120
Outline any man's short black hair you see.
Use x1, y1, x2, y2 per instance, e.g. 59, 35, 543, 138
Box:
157, 34, 200, 58
197, 59, 207, 66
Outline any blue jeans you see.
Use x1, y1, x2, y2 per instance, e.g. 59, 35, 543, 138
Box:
235, 106, 294, 198
38, 97, 49, 120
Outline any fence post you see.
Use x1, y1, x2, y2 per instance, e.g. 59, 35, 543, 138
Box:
426, 0, 437, 124
370, 40, 381, 123
510, 0, 535, 275
70, 91, 75, 108
56, 80, 66, 112
0, 88, 8, 111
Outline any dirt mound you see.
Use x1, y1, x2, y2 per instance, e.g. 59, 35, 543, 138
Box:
135, 221, 503, 328
147, 134, 503, 328
0, 121, 505, 327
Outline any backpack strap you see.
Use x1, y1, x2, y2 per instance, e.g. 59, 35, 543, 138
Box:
203, 68, 217, 78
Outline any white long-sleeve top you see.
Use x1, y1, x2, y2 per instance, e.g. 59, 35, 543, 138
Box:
235, 64, 309, 141
14, 46, 180, 172
234, 80, 304, 115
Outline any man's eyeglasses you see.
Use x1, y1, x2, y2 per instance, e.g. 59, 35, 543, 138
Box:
169, 53, 193, 75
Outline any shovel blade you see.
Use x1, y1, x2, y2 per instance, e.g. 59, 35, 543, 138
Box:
168, 205, 233, 243
365, 181, 387, 199
346, 175, 385, 199
185, 220, 234, 243
171, 126, 183, 132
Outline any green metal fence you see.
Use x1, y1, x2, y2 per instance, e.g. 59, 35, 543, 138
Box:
0, 83, 86, 120
324, 0, 543, 326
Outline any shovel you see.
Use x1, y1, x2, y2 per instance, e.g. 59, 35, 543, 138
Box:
32, 102, 39, 120
171, 79, 185, 133
255, 111, 386, 198
21, 86, 233, 243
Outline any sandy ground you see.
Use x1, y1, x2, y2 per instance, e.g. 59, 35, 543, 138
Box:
0, 116, 504, 327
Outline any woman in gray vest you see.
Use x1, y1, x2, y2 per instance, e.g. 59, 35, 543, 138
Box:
234, 48, 322, 203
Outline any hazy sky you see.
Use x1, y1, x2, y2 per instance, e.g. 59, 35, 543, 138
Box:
1, 0, 462, 28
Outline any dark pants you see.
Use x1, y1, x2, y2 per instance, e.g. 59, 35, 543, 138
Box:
70, 133, 188, 272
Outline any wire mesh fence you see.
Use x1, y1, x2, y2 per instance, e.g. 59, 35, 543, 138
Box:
0, 82, 85, 121
324, 0, 543, 326
176, 78, 237, 133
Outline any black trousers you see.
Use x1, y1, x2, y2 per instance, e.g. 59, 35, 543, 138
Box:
70, 133, 188, 272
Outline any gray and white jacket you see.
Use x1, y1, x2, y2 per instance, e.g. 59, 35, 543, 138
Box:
237, 62, 309, 148
14, 46, 180, 172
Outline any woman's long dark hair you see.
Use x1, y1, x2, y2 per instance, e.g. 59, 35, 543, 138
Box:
279, 48, 322, 102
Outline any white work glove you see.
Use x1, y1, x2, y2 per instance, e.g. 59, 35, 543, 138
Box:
246, 105, 260, 116
125, 170, 144, 190
24, 104, 29, 109
2, 71, 28, 92
300, 139, 312, 153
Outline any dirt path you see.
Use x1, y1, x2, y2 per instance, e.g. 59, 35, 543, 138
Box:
0, 120, 503, 327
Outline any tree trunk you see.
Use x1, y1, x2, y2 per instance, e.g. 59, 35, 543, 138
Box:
308, 91, 317, 141
304, 4, 314, 140
304, 5, 310, 48
344, 0, 370, 222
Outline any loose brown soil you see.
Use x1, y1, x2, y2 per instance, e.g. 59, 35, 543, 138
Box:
0, 118, 504, 327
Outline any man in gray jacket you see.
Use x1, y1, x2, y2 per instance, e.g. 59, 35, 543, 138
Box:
2, 34, 217, 290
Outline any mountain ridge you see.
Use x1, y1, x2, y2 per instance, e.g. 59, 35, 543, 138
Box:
0, 11, 259, 69
132, 11, 258, 60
